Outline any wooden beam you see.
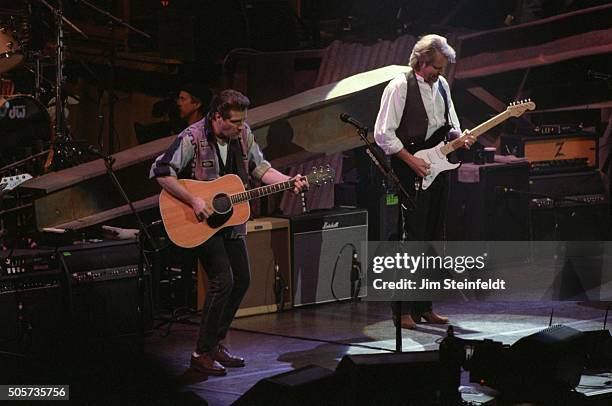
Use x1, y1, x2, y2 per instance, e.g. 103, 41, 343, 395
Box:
466, 87, 507, 111
459, 3, 612, 41
525, 101, 612, 114
514, 67, 531, 101
455, 28, 612, 79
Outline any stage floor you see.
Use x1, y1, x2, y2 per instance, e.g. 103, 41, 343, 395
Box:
147, 300, 612, 405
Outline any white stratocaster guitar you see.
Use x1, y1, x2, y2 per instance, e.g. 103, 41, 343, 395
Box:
407, 100, 535, 190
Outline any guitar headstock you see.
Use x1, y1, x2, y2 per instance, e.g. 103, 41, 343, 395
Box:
306, 165, 336, 186
0, 173, 33, 192
507, 99, 536, 117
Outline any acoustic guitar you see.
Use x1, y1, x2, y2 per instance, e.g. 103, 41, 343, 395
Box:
159, 166, 335, 248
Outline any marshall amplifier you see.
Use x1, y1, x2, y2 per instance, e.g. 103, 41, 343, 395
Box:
289, 208, 368, 306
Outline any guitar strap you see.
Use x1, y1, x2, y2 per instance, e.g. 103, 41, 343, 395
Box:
438, 82, 451, 140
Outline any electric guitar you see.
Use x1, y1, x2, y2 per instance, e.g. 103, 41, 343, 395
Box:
0, 173, 33, 193
402, 100, 536, 191
159, 166, 335, 248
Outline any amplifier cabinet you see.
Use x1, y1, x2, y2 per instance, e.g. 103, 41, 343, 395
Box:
0, 273, 65, 353
500, 132, 598, 166
197, 217, 292, 317
60, 240, 153, 337
529, 171, 610, 240
289, 208, 368, 306
447, 161, 530, 241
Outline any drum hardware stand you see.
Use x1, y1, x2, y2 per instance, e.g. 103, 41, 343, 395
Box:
74, 0, 151, 154
34, 0, 87, 171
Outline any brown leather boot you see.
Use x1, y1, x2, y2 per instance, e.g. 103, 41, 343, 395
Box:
421, 311, 449, 324
211, 344, 245, 367
393, 314, 417, 329
190, 353, 227, 376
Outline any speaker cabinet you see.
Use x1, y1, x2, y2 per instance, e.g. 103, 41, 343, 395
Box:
0, 273, 65, 354
507, 325, 586, 397
235, 365, 340, 405
290, 208, 368, 306
197, 217, 292, 316
336, 352, 441, 404
447, 161, 530, 240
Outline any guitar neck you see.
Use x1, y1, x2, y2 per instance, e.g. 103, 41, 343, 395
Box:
230, 177, 303, 204
440, 110, 512, 156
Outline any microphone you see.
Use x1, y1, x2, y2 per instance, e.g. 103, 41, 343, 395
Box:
87, 145, 115, 163
274, 261, 287, 312
340, 113, 368, 131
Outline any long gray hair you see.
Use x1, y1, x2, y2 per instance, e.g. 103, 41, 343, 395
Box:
409, 34, 456, 69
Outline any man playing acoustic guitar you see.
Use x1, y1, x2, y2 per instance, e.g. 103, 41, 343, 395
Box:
151, 89, 307, 375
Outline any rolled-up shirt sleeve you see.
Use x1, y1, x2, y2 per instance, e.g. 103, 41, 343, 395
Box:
374, 75, 407, 155
245, 126, 271, 180
149, 130, 195, 179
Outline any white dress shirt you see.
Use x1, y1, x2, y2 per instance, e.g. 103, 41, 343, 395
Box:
374, 71, 461, 155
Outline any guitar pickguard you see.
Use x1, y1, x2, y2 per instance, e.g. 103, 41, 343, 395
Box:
207, 209, 234, 229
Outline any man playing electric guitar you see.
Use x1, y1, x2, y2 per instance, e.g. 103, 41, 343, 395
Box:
374, 34, 476, 329
150, 89, 307, 375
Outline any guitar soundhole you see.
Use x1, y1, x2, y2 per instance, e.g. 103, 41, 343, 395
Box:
212, 193, 232, 214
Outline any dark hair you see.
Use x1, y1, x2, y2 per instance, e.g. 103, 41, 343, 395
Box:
180, 82, 211, 113
209, 89, 250, 119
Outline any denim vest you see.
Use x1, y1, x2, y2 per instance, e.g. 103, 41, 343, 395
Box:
191, 117, 251, 237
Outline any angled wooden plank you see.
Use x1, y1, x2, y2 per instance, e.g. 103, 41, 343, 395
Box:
456, 29, 612, 79
466, 87, 507, 112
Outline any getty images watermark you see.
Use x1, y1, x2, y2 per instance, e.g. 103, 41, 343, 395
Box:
371, 250, 506, 291
363, 241, 612, 301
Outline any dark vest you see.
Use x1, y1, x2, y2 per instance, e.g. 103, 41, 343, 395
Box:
395, 69, 429, 147
192, 117, 250, 187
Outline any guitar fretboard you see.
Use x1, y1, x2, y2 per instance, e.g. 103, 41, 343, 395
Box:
230, 177, 303, 204
440, 110, 512, 156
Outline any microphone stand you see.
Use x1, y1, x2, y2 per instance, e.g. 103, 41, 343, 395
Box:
98, 151, 159, 352
352, 125, 414, 353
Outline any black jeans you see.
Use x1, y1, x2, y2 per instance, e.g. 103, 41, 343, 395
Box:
392, 173, 448, 318
194, 234, 250, 353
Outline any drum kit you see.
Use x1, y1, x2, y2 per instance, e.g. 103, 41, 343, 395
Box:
0, 1, 149, 178
0, 1, 80, 176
